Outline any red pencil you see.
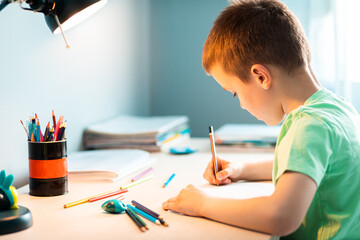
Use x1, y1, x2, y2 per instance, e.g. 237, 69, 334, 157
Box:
54, 115, 64, 141
88, 189, 128, 203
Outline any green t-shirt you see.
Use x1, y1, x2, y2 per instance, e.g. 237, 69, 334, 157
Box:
273, 88, 360, 239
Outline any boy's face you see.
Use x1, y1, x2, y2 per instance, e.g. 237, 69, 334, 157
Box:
210, 64, 285, 126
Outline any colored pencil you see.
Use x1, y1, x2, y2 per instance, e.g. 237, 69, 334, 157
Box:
36, 122, 41, 142
64, 189, 126, 208
47, 127, 54, 141
58, 121, 66, 140
127, 207, 149, 230
40, 128, 43, 142
52, 110, 56, 130
127, 204, 160, 225
88, 189, 128, 203
120, 175, 153, 190
54, 115, 64, 141
209, 126, 219, 185
125, 208, 146, 232
131, 167, 153, 182
43, 122, 50, 141
20, 120, 30, 140
57, 123, 64, 141
131, 200, 160, 218
132, 200, 168, 226
163, 173, 175, 188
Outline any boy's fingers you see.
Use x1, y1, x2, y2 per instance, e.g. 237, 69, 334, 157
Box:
218, 178, 231, 185
217, 167, 232, 180
203, 171, 216, 184
162, 197, 177, 210
203, 161, 216, 183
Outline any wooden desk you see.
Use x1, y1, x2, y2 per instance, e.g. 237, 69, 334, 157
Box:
1, 138, 274, 240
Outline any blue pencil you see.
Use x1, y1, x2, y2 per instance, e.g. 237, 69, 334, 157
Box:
126, 204, 160, 225
36, 122, 41, 142
163, 173, 175, 188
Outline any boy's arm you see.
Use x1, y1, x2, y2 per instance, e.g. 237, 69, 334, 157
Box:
237, 160, 273, 181
163, 171, 317, 236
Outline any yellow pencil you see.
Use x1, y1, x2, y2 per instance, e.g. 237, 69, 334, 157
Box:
120, 175, 154, 190
64, 190, 114, 208
64, 176, 153, 208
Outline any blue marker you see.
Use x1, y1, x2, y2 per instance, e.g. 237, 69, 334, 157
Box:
163, 173, 175, 188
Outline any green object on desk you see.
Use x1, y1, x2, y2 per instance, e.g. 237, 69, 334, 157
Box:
0, 170, 33, 235
102, 199, 126, 214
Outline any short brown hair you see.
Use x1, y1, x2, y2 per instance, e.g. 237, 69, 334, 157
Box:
202, 0, 311, 82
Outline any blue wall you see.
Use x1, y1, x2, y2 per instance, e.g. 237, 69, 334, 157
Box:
149, 0, 262, 138
148, 0, 312, 137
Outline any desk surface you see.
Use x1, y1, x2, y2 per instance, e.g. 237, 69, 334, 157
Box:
2, 138, 274, 240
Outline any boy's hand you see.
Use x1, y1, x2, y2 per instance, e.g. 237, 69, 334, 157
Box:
203, 157, 243, 185
162, 184, 207, 217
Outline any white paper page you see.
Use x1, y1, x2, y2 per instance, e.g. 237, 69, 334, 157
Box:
67, 149, 155, 181
86, 115, 188, 136
201, 181, 275, 199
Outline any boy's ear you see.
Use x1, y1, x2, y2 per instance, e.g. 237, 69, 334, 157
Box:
250, 64, 272, 90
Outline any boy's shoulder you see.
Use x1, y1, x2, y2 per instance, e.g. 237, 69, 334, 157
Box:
287, 88, 358, 127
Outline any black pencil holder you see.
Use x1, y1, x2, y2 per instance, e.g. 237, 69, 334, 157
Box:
28, 140, 68, 196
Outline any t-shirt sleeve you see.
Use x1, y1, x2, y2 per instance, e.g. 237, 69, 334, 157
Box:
274, 116, 333, 186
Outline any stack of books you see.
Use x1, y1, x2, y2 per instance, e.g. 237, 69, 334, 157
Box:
83, 115, 190, 152
214, 124, 281, 152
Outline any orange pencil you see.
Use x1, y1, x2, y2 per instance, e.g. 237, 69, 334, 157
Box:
209, 126, 219, 185
20, 120, 29, 140
31, 133, 35, 142
52, 110, 56, 129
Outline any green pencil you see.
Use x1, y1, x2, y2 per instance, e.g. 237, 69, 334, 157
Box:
120, 175, 153, 190
127, 207, 149, 230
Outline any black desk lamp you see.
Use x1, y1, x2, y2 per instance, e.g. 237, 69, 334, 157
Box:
0, 0, 108, 48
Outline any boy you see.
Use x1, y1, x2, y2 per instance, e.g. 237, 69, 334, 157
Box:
162, 0, 360, 239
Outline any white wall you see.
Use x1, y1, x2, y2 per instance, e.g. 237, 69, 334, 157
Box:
0, 0, 151, 187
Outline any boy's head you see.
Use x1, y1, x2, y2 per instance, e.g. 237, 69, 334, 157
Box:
202, 0, 311, 82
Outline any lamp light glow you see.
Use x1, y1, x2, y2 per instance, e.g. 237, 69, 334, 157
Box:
0, 0, 108, 48
52, 0, 107, 34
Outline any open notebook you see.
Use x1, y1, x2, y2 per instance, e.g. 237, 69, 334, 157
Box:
67, 149, 156, 182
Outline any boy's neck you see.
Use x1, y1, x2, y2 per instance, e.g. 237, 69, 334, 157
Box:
278, 65, 321, 115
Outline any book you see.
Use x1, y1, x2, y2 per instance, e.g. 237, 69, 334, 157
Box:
82, 115, 190, 152
214, 124, 281, 152
215, 142, 276, 153
215, 124, 281, 144
84, 115, 189, 136
67, 149, 156, 181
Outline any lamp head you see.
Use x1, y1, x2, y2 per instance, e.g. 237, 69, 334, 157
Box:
0, 0, 107, 48
43, 0, 108, 34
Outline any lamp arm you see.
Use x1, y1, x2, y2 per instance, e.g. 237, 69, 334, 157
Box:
0, 0, 10, 11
